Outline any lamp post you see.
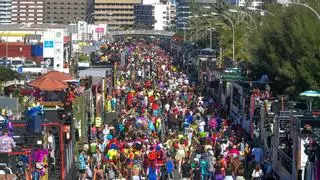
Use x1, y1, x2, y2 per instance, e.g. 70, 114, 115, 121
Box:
202, 15, 216, 49
281, 1, 320, 22
188, 15, 200, 41
260, 10, 275, 16
208, 13, 235, 63
229, 9, 257, 29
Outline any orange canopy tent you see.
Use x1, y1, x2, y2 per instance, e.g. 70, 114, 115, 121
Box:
39, 70, 74, 82
29, 77, 68, 91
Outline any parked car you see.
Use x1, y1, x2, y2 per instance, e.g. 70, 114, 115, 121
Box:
0, 58, 11, 68
23, 61, 38, 67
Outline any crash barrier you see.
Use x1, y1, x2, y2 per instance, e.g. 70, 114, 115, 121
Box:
109, 30, 174, 37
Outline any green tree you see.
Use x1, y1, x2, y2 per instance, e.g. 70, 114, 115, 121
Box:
0, 67, 20, 95
250, 0, 320, 97
0, 67, 20, 82
189, 5, 257, 61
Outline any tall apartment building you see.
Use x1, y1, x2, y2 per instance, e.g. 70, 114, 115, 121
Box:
94, 0, 142, 30
11, 0, 44, 24
0, 0, 12, 24
135, 0, 176, 30
43, 0, 87, 24
153, 3, 175, 30
134, 4, 154, 29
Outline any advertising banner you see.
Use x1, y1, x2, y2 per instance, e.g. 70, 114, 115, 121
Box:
43, 31, 55, 58
95, 28, 104, 33
78, 21, 87, 35
53, 29, 64, 72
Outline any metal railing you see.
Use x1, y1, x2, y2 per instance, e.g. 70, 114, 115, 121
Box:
109, 30, 174, 37
277, 149, 293, 173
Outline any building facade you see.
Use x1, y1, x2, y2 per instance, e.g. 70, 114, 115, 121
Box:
153, 3, 175, 30
43, 0, 87, 24
94, 0, 142, 30
0, 0, 11, 24
134, 4, 154, 29
234, 0, 263, 10
11, 0, 44, 24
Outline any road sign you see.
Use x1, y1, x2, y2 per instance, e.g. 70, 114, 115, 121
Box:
17, 66, 23, 74
44, 41, 54, 48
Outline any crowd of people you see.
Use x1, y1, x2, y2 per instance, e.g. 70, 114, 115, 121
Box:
77, 40, 273, 180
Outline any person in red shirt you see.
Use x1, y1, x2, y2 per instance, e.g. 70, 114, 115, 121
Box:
127, 91, 134, 107
149, 94, 155, 105
152, 102, 159, 112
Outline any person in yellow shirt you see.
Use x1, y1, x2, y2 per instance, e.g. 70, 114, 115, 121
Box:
95, 117, 102, 128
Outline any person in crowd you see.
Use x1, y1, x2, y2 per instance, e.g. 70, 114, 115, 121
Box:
93, 163, 104, 180
165, 156, 174, 179
78, 150, 87, 180
0, 130, 16, 152
181, 159, 192, 180
252, 164, 264, 179
76, 40, 270, 180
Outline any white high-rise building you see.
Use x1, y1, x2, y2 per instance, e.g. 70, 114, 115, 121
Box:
143, 0, 160, 4
153, 3, 175, 30
141, 0, 176, 30
0, 0, 12, 24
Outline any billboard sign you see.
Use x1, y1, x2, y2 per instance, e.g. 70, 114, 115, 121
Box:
43, 31, 55, 58
53, 29, 64, 72
44, 41, 54, 48
95, 28, 104, 33
78, 21, 87, 34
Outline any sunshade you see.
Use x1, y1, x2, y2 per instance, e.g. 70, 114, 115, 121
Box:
299, 90, 320, 111
299, 90, 320, 97
29, 77, 68, 91
39, 70, 74, 82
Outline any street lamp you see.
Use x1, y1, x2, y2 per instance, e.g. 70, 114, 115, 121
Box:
188, 15, 200, 41
201, 14, 215, 49
280, 1, 320, 22
209, 12, 235, 63
260, 10, 275, 16
229, 9, 257, 29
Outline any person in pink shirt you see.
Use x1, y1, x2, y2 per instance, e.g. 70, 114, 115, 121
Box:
228, 145, 240, 157
0, 130, 16, 152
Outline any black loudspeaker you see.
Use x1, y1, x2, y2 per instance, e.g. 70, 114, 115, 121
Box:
0, 153, 9, 162
271, 102, 281, 114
